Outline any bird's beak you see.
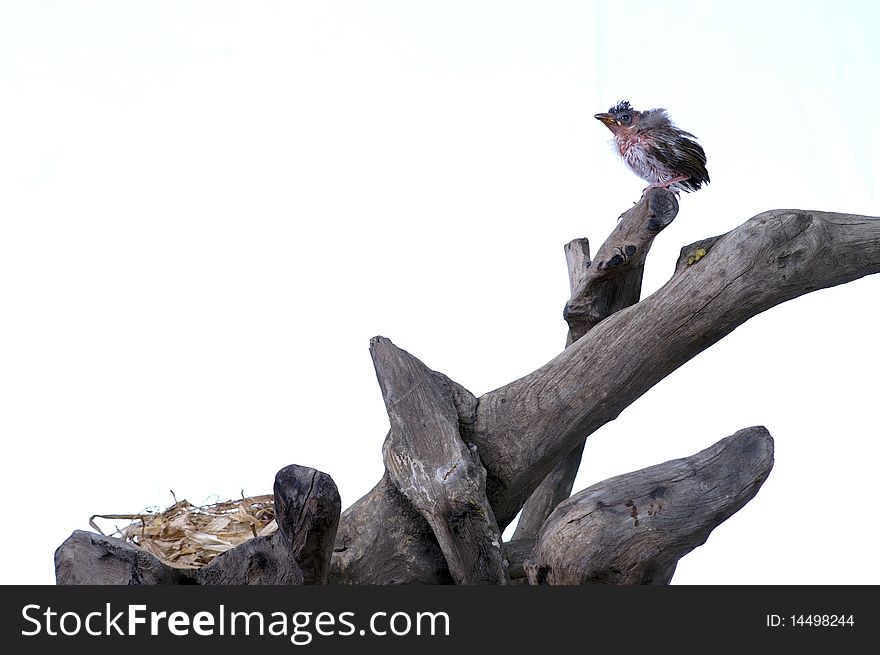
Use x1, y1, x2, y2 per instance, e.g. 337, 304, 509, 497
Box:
594, 112, 617, 126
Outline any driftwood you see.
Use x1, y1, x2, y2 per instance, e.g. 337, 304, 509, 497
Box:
372, 337, 509, 584
473, 208, 880, 530
524, 426, 774, 584
565, 187, 680, 343
55, 187, 880, 585
330, 198, 880, 584
515, 189, 679, 540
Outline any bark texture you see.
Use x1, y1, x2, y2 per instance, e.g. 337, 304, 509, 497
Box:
474, 209, 880, 529
331, 207, 880, 583
515, 188, 680, 539
564, 187, 679, 343
330, 473, 452, 584
372, 336, 508, 584
524, 426, 774, 584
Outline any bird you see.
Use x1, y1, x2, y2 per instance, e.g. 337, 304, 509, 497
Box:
594, 101, 709, 193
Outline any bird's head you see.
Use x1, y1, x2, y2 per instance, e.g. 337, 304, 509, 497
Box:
594, 100, 641, 135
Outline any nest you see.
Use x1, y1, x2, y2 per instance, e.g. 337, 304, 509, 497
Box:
90, 492, 277, 569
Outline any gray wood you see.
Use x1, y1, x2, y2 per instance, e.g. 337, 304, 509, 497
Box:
503, 538, 536, 584
54, 530, 196, 585
330, 473, 453, 584
331, 208, 879, 584
328, 375, 480, 585
565, 237, 592, 293
524, 426, 774, 584
371, 336, 508, 584
514, 189, 680, 539
198, 464, 340, 584
565, 187, 679, 343
474, 209, 880, 529
55, 199, 880, 586
512, 440, 586, 541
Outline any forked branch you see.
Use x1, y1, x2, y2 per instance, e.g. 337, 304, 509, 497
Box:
474, 209, 880, 528
515, 188, 680, 539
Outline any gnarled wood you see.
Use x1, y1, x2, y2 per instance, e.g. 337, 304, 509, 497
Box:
524, 426, 774, 584
509, 192, 681, 543
330, 208, 880, 584
372, 336, 508, 584
57, 201, 877, 588
565, 187, 679, 343
515, 189, 679, 539
475, 210, 880, 529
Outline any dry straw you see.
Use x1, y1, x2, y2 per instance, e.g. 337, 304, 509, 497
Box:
90, 492, 277, 569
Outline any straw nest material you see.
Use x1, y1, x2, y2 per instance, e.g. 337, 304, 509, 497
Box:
90, 493, 277, 569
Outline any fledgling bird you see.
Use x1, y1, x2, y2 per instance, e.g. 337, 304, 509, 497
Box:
594, 101, 709, 193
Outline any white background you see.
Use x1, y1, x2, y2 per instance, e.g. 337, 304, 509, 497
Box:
1, 1, 878, 585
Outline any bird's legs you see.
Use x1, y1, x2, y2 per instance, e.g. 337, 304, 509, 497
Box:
654, 175, 689, 189
644, 175, 689, 193
639, 175, 689, 202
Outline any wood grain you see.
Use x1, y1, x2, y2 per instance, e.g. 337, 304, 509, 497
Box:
475, 209, 880, 528
524, 426, 774, 584
372, 337, 508, 584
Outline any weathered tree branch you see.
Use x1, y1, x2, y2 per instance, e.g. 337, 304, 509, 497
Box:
512, 239, 590, 542
515, 189, 680, 539
524, 426, 774, 584
372, 337, 508, 584
565, 188, 679, 343
474, 209, 880, 528
511, 440, 586, 541
331, 207, 879, 584
59, 201, 877, 587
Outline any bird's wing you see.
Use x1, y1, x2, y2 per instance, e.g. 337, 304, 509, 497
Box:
647, 130, 710, 191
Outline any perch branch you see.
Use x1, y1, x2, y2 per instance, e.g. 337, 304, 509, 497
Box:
565, 187, 679, 343
516, 189, 679, 539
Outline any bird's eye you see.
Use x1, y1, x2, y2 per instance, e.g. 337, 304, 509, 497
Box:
620, 114, 631, 123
